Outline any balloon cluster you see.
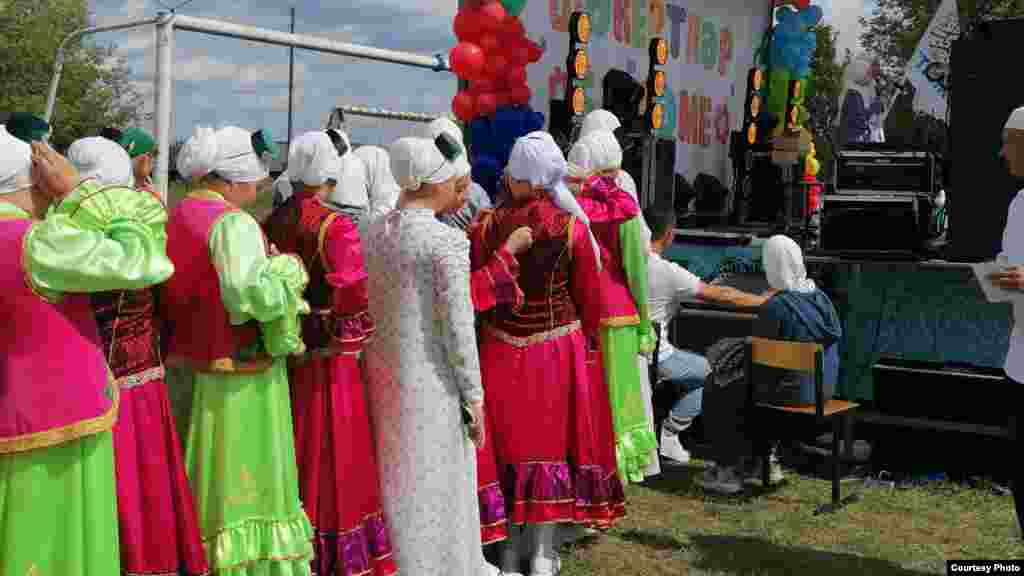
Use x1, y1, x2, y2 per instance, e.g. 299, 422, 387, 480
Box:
469, 106, 545, 199
769, 3, 823, 78
448, 0, 544, 122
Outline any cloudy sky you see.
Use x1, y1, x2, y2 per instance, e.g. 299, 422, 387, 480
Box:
87, 0, 871, 145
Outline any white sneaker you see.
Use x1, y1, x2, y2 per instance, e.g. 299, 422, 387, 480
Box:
744, 455, 784, 484
697, 465, 743, 495
529, 554, 560, 576
659, 428, 690, 463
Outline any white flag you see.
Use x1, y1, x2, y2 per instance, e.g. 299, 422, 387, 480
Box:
899, 0, 959, 120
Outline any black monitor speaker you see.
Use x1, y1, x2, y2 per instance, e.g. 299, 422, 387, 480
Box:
949, 34, 1024, 261
621, 137, 676, 209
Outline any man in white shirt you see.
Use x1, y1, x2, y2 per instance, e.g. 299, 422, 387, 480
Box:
644, 206, 766, 465
986, 105, 1024, 539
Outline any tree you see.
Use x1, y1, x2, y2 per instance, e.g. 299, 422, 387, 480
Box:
806, 23, 846, 178
0, 0, 143, 150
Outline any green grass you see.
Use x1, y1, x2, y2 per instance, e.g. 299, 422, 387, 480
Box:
555, 460, 1022, 575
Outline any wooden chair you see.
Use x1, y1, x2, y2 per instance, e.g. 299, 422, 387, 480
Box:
745, 336, 860, 514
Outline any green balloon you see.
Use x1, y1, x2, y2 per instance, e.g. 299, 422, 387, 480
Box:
501, 0, 527, 18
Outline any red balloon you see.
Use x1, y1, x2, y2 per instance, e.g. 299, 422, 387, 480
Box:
492, 53, 510, 72
452, 91, 477, 123
477, 92, 499, 116
526, 40, 543, 63
472, 77, 497, 93
495, 91, 512, 107
453, 9, 481, 42
506, 38, 530, 66
507, 66, 527, 87
449, 42, 485, 80
479, 1, 507, 31
479, 33, 500, 54
504, 16, 525, 38
510, 84, 531, 106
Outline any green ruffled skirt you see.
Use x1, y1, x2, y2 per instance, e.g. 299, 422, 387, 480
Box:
601, 325, 658, 484
0, 431, 120, 574
181, 359, 314, 575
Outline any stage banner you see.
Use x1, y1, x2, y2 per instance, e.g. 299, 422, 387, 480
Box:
522, 0, 771, 183
899, 0, 957, 120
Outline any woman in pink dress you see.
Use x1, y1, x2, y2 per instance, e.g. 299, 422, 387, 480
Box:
263, 131, 396, 576
470, 132, 626, 576
66, 136, 209, 576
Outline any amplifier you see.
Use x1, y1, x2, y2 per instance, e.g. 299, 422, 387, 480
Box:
836, 150, 935, 193
821, 193, 926, 253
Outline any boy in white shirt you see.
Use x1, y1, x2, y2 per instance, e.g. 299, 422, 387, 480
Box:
644, 206, 765, 465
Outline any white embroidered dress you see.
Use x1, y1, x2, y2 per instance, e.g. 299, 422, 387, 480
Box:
363, 207, 492, 575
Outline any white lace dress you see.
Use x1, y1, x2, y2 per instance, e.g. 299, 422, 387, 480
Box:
363, 207, 493, 575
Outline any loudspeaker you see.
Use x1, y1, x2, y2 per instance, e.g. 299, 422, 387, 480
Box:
949, 35, 1023, 261
621, 137, 676, 209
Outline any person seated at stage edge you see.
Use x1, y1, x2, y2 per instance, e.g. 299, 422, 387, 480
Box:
695, 234, 842, 495
642, 206, 764, 464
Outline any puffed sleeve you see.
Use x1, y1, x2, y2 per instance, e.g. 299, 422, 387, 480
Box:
619, 217, 654, 353
208, 211, 310, 357
434, 228, 484, 405
25, 180, 174, 301
468, 209, 524, 313
321, 212, 375, 352
577, 175, 640, 224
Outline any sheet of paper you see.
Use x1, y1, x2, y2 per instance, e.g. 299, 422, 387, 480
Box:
971, 261, 1016, 303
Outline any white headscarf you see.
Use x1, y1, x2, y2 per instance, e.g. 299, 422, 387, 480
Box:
419, 116, 471, 178
325, 153, 368, 210
579, 109, 621, 139
176, 125, 269, 183
1006, 106, 1024, 131
354, 145, 401, 219
289, 131, 341, 186
389, 137, 461, 192
506, 131, 601, 270
67, 137, 133, 188
763, 235, 816, 293
0, 125, 32, 196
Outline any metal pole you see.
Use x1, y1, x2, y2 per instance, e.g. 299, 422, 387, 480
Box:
154, 12, 175, 203
287, 7, 295, 148
172, 15, 448, 71
334, 105, 438, 122
44, 17, 161, 123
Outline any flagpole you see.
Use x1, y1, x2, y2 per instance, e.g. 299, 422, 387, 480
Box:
287, 6, 296, 148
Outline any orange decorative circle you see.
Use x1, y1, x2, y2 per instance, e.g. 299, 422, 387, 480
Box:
791, 80, 801, 100
656, 39, 668, 65
574, 50, 587, 79
572, 87, 585, 114
747, 123, 757, 144
576, 13, 591, 43
750, 94, 761, 117
651, 103, 664, 129
752, 69, 763, 91
653, 70, 666, 96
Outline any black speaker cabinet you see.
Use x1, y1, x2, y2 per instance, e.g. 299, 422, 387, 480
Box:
949, 35, 1022, 261
621, 137, 676, 209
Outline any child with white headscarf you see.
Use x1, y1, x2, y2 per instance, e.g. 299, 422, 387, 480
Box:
362, 136, 501, 576
0, 128, 175, 575
567, 129, 658, 484
263, 131, 397, 576
67, 135, 211, 575
699, 235, 841, 495
469, 131, 625, 576
163, 125, 316, 575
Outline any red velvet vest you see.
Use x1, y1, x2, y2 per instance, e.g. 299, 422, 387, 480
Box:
476, 196, 579, 338
0, 215, 116, 454
91, 287, 164, 388
264, 191, 360, 353
162, 192, 268, 373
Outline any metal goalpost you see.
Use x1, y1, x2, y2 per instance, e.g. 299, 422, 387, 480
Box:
44, 12, 451, 201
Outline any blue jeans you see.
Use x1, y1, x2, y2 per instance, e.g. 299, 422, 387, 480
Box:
656, 349, 709, 434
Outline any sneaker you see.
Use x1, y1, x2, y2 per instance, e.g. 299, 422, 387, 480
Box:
697, 465, 743, 495
659, 427, 690, 464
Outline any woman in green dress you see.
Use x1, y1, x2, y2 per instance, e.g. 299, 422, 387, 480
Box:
162, 125, 314, 575
0, 125, 174, 574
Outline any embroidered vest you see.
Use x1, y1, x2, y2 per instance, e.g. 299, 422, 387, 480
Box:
0, 216, 116, 454
162, 193, 269, 372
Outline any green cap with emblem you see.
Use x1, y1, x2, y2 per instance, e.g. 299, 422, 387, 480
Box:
5, 112, 51, 143
117, 127, 156, 158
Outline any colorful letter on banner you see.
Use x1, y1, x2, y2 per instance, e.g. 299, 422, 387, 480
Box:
614, 0, 630, 44
666, 4, 686, 60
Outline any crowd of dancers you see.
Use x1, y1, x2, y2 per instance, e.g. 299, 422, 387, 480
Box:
0, 108, 678, 576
